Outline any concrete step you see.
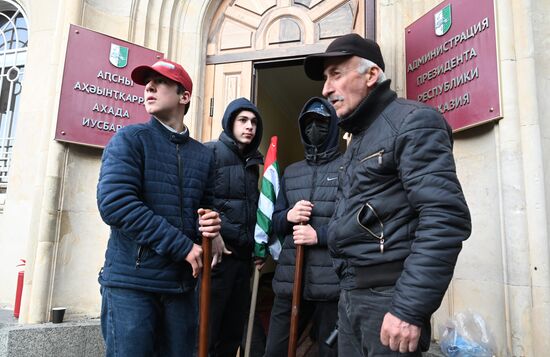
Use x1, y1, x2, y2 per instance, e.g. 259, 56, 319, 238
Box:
0, 318, 104, 357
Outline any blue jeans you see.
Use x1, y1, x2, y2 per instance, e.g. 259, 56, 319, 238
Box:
101, 286, 198, 357
338, 287, 428, 357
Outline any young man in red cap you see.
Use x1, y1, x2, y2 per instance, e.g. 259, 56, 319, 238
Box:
97, 59, 221, 356
304, 33, 471, 356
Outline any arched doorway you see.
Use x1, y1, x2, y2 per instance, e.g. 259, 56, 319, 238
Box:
202, 0, 369, 167
201, 1, 371, 354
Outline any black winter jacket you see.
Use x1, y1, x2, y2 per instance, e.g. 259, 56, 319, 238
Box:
328, 80, 471, 327
205, 98, 264, 259
272, 97, 341, 301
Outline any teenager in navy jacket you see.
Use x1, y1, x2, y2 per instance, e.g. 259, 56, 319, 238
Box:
97, 59, 221, 356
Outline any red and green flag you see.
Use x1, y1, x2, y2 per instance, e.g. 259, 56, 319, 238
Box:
254, 136, 282, 260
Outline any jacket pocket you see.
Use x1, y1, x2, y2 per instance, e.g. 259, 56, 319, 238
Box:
356, 201, 386, 253
135, 245, 149, 269
359, 149, 384, 165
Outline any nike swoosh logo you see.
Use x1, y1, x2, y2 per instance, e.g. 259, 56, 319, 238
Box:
327, 177, 338, 181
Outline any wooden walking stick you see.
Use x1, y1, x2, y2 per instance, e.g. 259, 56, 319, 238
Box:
288, 243, 305, 357
198, 233, 212, 357
244, 266, 261, 357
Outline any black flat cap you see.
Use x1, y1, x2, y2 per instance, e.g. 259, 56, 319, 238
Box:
304, 33, 385, 80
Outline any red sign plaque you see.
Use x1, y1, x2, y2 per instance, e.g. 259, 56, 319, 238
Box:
405, 0, 500, 131
55, 25, 163, 147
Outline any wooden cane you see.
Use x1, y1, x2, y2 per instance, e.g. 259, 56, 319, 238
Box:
198, 235, 212, 357
244, 266, 261, 357
288, 243, 305, 357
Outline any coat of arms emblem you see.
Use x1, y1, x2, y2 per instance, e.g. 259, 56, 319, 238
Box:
434, 4, 452, 36
109, 44, 129, 68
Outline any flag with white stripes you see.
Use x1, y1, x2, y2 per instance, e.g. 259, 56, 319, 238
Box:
254, 136, 282, 260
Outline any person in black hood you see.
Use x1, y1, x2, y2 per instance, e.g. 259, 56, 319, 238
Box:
304, 33, 471, 356
264, 97, 341, 357
205, 97, 264, 357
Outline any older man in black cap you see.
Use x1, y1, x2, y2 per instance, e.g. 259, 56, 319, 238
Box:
304, 33, 472, 356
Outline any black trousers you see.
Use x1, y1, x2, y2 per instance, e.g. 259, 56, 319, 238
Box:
208, 255, 251, 357
264, 296, 338, 357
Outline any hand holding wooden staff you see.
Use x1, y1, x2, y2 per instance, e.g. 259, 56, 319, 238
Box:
197, 208, 221, 357
286, 200, 314, 357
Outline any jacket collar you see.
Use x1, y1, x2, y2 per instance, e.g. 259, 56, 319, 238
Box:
150, 117, 190, 144
219, 131, 263, 166
338, 80, 397, 134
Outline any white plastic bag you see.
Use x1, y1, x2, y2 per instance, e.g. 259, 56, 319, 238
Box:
439, 310, 496, 357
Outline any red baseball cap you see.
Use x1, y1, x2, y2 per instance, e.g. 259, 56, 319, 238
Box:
131, 59, 193, 95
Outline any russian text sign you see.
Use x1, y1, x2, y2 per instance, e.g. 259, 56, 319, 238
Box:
405, 0, 500, 131
55, 24, 163, 147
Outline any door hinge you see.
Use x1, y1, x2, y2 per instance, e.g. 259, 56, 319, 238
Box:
209, 97, 214, 117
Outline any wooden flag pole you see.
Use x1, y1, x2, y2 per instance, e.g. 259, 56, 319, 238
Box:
288, 244, 305, 357
198, 236, 212, 357
244, 266, 261, 357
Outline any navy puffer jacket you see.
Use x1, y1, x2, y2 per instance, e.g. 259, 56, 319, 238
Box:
97, 118, 214, 293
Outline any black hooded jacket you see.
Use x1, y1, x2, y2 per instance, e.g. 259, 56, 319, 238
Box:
271, 97, 342, 301
328, 80, 471, 327
205, 98, 264, 259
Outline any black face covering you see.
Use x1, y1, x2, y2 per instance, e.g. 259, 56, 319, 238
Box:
305, 119, 329, 146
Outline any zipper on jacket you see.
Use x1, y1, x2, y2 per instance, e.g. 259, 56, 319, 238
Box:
308, 166, 318, 211
356, 202, 385, 253
177, 144, 185, 230
243, 160, 250, 242
359, 149, 384, 165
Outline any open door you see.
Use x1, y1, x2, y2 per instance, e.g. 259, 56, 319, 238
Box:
253, 59, 324, 172
202, 61, 252, 142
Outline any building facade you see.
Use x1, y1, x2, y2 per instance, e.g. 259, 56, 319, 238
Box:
0, 0, 549, 355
